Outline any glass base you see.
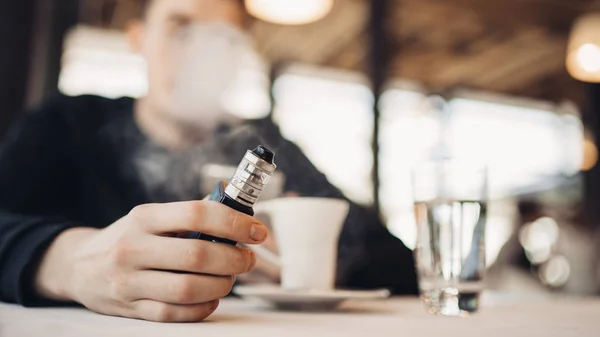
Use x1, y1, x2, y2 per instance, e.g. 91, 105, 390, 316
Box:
421, 288, 480, 317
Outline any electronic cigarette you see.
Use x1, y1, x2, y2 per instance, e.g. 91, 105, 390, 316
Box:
190, 145, 277, 245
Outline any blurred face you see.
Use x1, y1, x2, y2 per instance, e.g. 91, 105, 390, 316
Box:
129, 0, 250, 127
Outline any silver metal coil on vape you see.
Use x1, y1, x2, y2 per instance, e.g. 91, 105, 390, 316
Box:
224, 146, 277, 208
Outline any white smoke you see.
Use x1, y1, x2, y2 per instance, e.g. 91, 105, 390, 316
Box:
131, 123, 269, 201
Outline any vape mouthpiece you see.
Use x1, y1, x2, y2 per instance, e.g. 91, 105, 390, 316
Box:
225, 145, 277, 208
252, 145, 275, 164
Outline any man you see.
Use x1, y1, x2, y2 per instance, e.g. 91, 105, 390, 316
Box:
0, 0, 417, 322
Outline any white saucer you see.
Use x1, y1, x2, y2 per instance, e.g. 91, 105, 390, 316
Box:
234, 285, 391, 311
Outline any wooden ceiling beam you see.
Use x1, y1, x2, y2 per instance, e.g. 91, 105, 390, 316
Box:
424, 28, 547, 86
250, 0, 591, 103
401, 0, 594, 31
252, 0, 367, 64
470, 36, 565, 89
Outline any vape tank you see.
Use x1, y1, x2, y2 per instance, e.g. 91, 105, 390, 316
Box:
193, 145, 277, 245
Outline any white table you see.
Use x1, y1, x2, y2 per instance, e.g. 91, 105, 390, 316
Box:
2, 295, 599, 337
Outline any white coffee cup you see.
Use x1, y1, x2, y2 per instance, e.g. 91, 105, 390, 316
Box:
252, 197, 350, 291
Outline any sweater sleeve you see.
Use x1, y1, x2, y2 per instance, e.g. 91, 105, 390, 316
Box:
0, 99, 84, 306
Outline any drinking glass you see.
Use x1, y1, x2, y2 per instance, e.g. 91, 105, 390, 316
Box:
412, 160, 487, 316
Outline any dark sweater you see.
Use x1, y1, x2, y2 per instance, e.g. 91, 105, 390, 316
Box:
0, 94, 418, 306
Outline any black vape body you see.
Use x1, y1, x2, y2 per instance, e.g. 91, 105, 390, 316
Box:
187, 145, 276, 246
191, 182, 253, 245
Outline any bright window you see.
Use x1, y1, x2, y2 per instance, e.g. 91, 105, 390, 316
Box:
272, 65, 374, 205
379, 88, 584, 264
59, 26, 147, 99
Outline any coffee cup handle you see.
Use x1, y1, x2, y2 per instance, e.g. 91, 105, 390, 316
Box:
247, 244, 281, 268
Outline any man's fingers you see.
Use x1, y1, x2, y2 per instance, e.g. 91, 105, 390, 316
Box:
130, 201, 268, 244
132, 235, 256, 275
124, 270, 234, 305
132, 299, 219, 323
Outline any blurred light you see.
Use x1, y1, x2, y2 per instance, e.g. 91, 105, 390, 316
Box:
539, 255, 571, 288
582, 137, 598, 171
576, 44, 600, 73
525, 245, 552, 265
567, 13, 600, 82
519, 217, 559, 265
245, 0, 334, 25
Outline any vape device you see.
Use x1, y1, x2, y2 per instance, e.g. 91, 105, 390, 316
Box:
191, 145, 277, 245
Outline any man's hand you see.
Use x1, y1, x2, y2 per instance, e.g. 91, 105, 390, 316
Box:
34, 201, 268, 322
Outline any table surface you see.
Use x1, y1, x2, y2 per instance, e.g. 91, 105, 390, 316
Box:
2, 294, 599, 337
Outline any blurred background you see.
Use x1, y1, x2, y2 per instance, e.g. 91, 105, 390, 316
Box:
2, 0, 600, 295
